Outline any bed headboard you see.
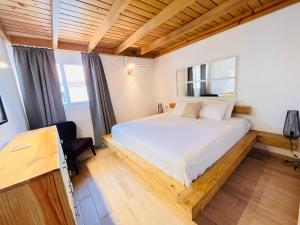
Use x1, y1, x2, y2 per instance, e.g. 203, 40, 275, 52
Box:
169, 103, 252, 115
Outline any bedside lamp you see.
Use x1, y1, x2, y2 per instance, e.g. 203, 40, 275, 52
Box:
283, 110, 300, 169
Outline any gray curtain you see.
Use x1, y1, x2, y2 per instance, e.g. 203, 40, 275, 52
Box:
81, 53, 116, 147
13, 46, 66, 129
187, 67, 194, 96
200, 64, 207, 96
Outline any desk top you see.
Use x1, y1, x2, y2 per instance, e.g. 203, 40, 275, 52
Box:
0, 126, 60, 191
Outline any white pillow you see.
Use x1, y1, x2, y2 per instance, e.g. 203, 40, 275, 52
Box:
181, 102, 201, 119
223, 100, 235, 119
172, 102, 187, 116
203, 99, 235, 119
198, 102, 228, 120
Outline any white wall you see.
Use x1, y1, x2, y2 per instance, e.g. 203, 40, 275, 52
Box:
154, 3, 300, 134
101, 55, 157, 123
0, 36, 28, 148
55, 51, 156, 138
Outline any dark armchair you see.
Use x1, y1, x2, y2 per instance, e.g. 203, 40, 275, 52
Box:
54, 121, 96, 174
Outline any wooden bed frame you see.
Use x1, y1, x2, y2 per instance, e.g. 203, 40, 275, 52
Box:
103, 104, 258, 222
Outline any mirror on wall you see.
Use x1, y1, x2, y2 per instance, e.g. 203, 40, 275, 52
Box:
176, 56, 237, 97
0, 96, 8, 125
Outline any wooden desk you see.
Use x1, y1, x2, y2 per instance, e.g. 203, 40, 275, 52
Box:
0, 127, 77, 225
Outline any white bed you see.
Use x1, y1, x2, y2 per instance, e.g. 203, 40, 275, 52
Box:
111, 113, 250, 186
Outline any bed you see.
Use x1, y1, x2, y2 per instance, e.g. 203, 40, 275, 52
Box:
103, 104, 258, 221
112, 113, 251, 186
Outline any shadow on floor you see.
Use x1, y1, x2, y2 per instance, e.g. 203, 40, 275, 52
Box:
195, 151, 272, 225
72, 148, 117, 225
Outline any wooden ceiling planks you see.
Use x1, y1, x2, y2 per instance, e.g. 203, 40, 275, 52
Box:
0, 0, 298, 57
0, 0, 51, 41
0, 19, 11, 43
58, 0, 110, 45
140, 0, 246, 55
157, 0, 300, 56
0, 1, 51, 18
115, 0, 197, 54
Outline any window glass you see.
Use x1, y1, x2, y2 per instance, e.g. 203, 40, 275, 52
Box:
56, 64, 89, 105
63, 64, 88, 103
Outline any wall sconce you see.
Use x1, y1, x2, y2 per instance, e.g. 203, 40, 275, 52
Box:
0, 59, 8, 69
126, 63, 136, 76
124, 56, 136, 76
124, 56, 149, 76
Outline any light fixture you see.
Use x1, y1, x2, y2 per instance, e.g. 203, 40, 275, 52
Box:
124, 56, 149, 76
124, 56, 136, 76
126, 63, 136, 76
0, 59, 8, 69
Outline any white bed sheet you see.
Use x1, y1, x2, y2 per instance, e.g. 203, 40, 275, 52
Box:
111, 113, 250, 186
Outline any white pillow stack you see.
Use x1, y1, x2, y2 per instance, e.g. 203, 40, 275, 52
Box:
172, 101, 187, 116
198, 101, 228, 121
223, 101, 235, 119
181, 102, 201, 119
172, 99, 235, 120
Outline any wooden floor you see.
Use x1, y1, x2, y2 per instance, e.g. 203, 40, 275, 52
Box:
72, 149, 300, 225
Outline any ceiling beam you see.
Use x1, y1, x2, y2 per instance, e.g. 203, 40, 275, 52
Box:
51, 0, 60, 49
88, 0, 132, 51
115, 0, 196, 54
140, 0, 246, 55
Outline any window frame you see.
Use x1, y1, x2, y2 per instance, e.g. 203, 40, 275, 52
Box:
56, 63, 89, 108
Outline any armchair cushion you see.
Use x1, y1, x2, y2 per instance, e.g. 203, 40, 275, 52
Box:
62, 137, 93, 158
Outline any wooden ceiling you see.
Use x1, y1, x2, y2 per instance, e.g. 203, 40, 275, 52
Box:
0, 0, 298, 58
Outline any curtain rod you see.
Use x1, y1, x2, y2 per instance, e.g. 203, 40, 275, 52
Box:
9, 43, 154, 60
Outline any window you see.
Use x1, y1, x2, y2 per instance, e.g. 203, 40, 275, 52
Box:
56, 64, 89, 106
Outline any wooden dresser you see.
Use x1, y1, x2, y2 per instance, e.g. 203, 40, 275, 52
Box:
0, 126, 77, 225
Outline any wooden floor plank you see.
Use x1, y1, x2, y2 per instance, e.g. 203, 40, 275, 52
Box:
72, 148, 300, 225
72, 174, 91, 201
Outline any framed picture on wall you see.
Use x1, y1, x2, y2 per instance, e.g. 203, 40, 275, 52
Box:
0, 96, 8, 125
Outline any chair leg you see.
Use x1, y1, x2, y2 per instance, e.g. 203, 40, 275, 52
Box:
72, 158, 79, 175
90, 144, 96, 156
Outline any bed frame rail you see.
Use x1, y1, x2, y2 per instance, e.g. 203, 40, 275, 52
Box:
103, 130, 258, 221
178, 130, 258, 219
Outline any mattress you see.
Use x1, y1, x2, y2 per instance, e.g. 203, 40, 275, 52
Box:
111, 113, 251, 186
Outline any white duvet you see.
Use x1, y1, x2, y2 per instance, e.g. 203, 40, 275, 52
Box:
111, 113, 251, 186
